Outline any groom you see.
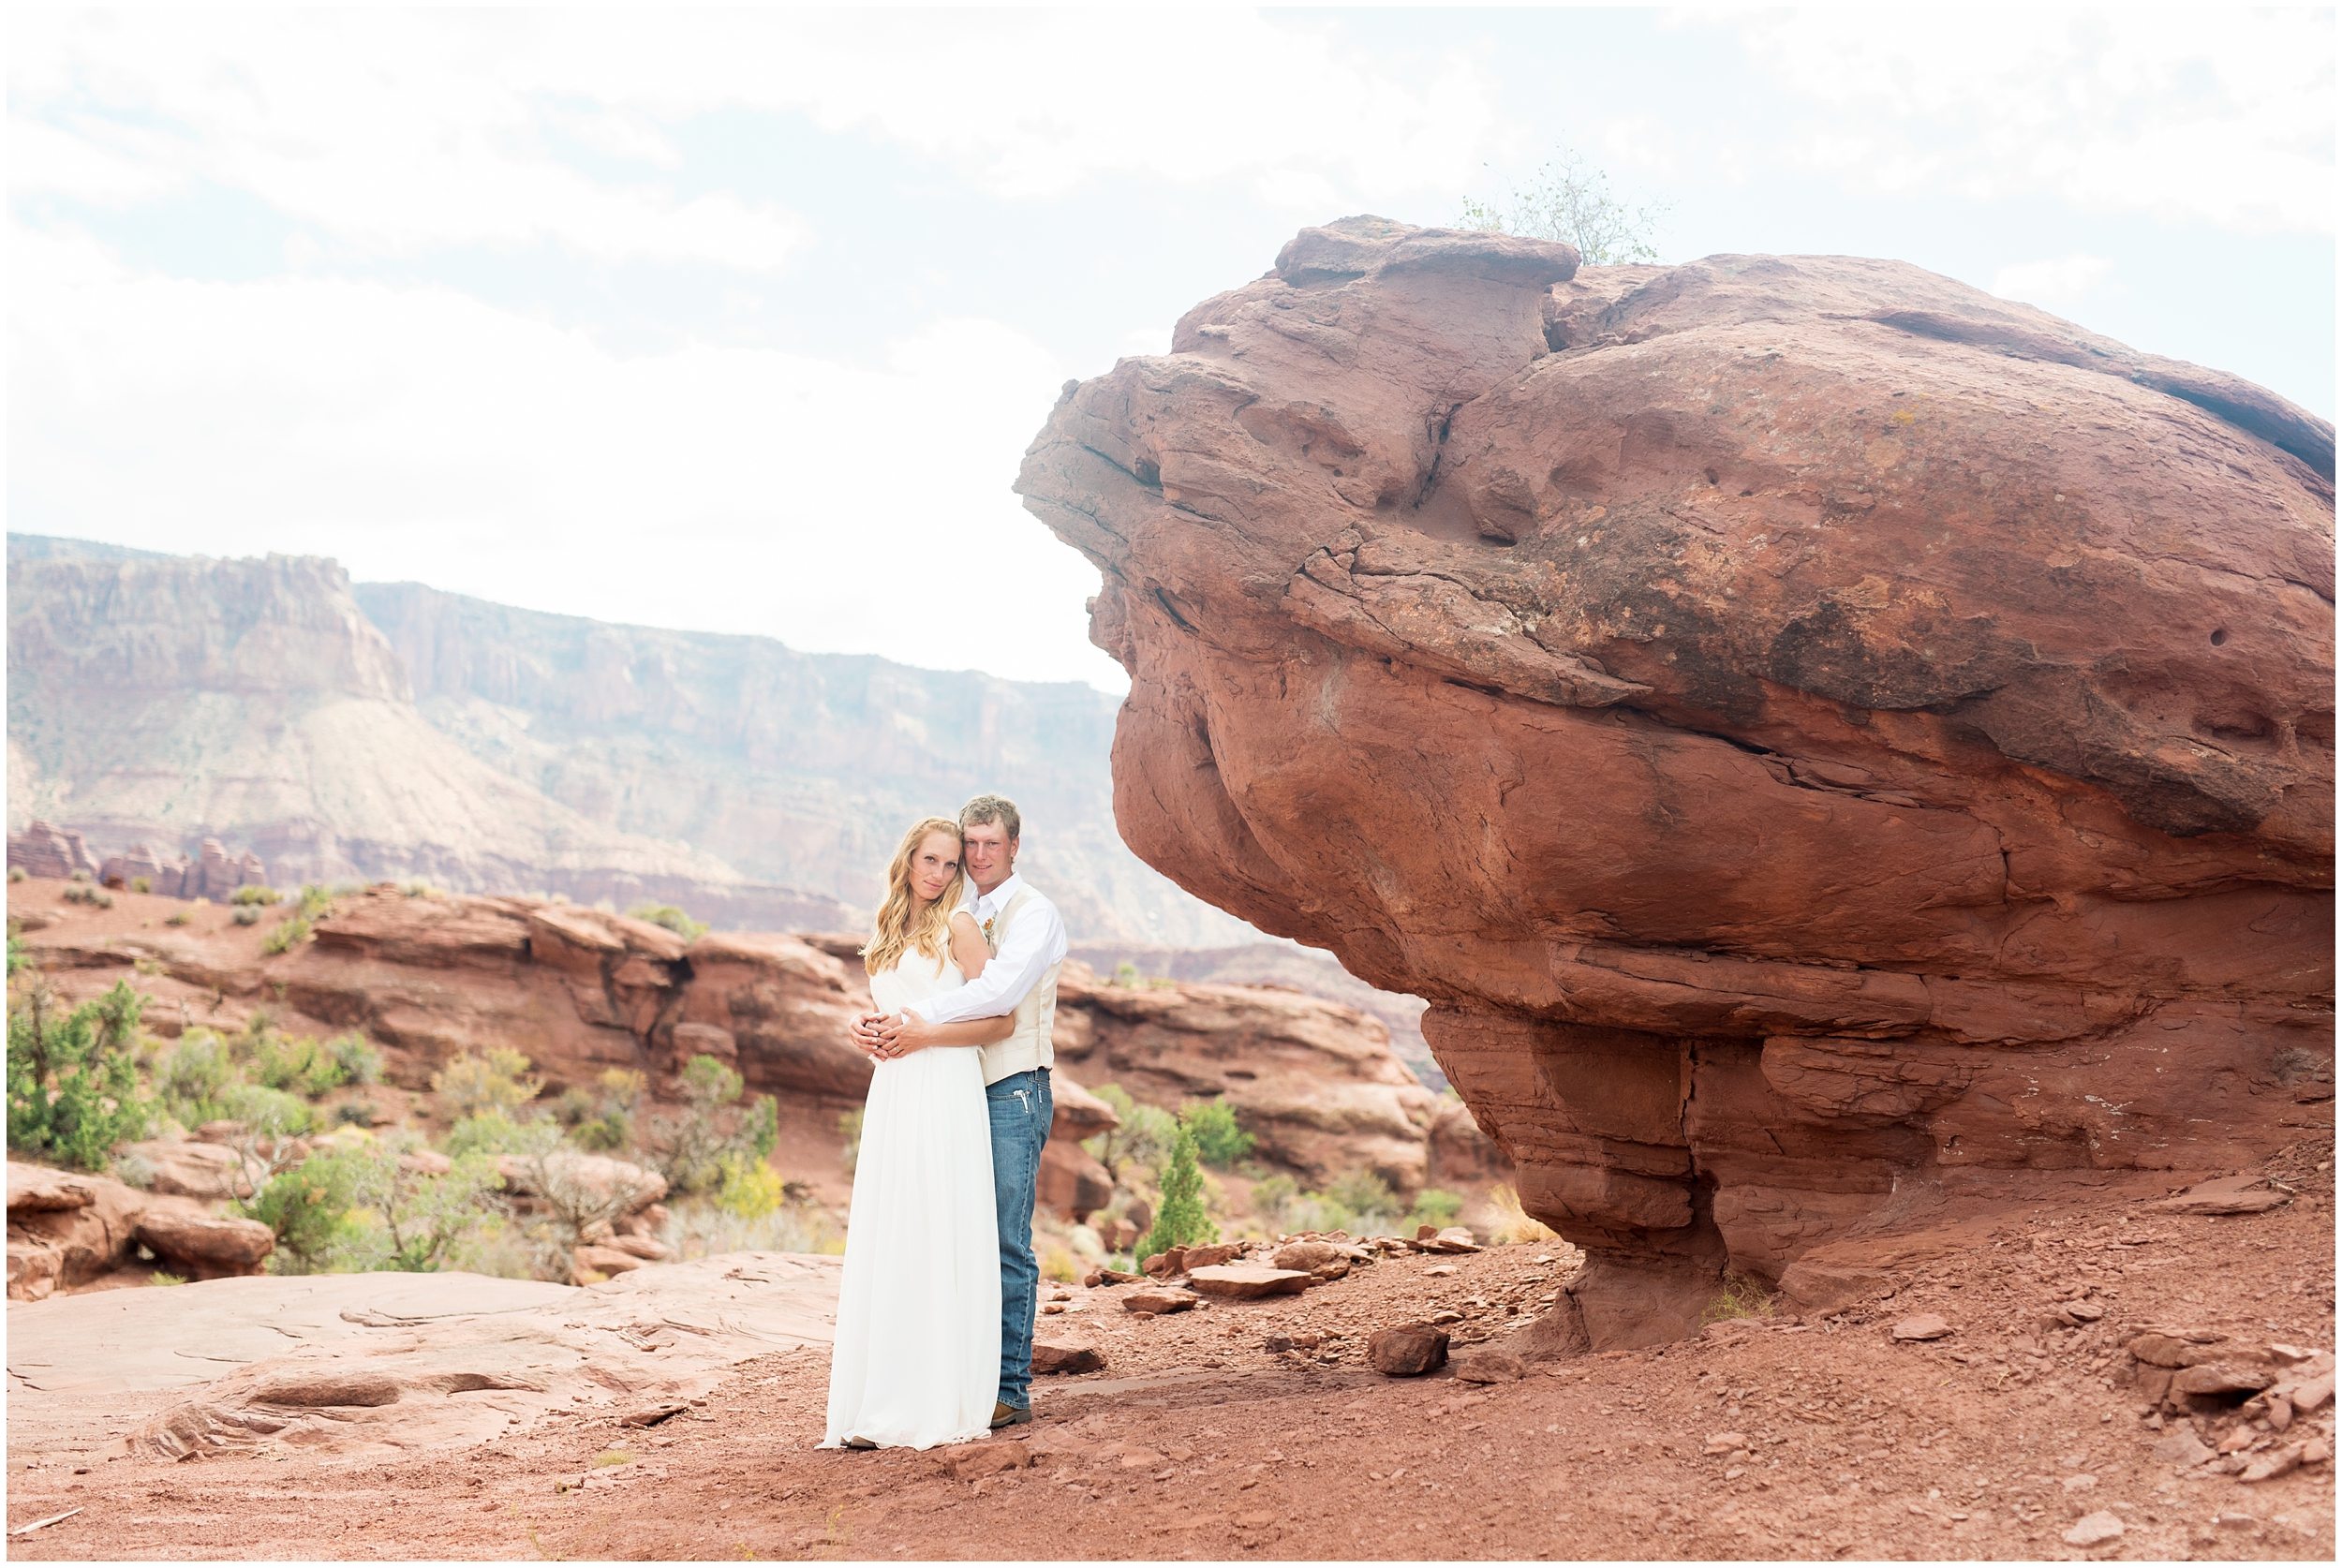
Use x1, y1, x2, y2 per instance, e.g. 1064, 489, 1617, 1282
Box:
852, 792, 1068, 1430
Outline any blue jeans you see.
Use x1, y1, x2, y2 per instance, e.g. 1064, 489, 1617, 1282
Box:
987, 1068, 1052, 1410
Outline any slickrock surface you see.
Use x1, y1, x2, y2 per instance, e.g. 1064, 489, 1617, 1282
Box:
7, 1255, 834, 1465
1015, 216, 2336, 1346
7, 1141, 2329, 1561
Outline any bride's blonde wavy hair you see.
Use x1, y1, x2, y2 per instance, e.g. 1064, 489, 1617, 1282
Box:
861, 816, 968, 976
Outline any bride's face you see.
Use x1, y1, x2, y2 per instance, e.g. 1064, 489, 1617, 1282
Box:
906, 831, 962, 905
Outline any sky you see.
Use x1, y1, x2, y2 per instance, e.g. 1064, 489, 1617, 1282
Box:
10, 7, 2334, 692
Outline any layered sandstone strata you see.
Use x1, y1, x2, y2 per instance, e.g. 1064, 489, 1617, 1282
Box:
1016, 217, 2335, 1347
1052, 967, 1437, 1191
4, 551, 845, 928
15, 882, 1432, 1231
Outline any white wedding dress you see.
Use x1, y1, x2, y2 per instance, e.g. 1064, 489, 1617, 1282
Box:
822, 944, 1001, 1450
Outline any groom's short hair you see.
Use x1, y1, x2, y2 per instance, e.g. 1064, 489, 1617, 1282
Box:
961, 793, 1022, 842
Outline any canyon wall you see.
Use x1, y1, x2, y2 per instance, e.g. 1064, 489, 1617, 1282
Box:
8, 540, 1254, 944
6, 551, 845, 924
1015, 217, 2336, 1348
352, 581, 1253, 946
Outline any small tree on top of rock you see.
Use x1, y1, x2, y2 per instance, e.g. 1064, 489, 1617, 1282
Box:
1136, 1120, 1216, 1260
1458, 149, 1668, 265
629, 903, 707, 943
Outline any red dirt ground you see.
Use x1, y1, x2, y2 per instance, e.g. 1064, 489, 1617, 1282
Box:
7, 1136, 2334, 1561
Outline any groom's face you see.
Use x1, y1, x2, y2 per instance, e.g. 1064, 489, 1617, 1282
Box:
962, 821, 1015, 893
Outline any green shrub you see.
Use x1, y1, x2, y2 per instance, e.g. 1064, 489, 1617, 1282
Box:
130, 877, 152, 895
628, 903, 707, 943
306, 1138, 507, 1273
737, 1088, 778, 1164
1179, 1099, 1256, 1169
252, 1151, 363, 1272
838, 1107, 864, 1174
231, 905, 262, 926
716, 1155, 784, 1219
329, 1033, 382, 1087
7, 865, 24, 882
164, 909, 192, 927
445, 1110, 539, 1159
637, 1055, 777, 1194
553, 1068, 643, 1153
63, 883, 114, 909
7, 936, 24, 977
1245, 1170, 1425, 1239
1327, 1168, 1401, 1226
7, 981, 155, 1169
260, 915, 311, 955
155, 1031, 234, 1120
1082, 1083, 1177, 1185
295, 884, 334, 919
216, 1081, 315, 1137
230, 885, 280, 907
1136, 1122, 1216, 1259
333, 1100, 378, 1128
430, 1048, 541, 1118
252, 1031, 348, 1098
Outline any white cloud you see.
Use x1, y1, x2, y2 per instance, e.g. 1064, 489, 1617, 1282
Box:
8, 10, 1506, 266
1721, 8, 2334, 233
8, 11, 810, 269
1992, 253, 2113, 306
7, 224, 1119, 688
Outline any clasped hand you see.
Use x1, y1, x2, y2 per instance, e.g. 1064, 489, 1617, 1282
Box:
851, 1009, 930, 1060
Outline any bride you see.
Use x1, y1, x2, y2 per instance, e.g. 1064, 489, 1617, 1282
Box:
823, 816, 1013, 1451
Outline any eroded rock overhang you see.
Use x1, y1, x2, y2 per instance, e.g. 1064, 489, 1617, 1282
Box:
1016, 216, 2335, 1347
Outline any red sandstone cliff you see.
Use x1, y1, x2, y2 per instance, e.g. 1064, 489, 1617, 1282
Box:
10, 880, 1429, 1223
1015, 218, 2335, 1348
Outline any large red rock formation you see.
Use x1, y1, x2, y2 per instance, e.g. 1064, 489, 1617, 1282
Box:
7, 820, 97, 880
1016, 217, 2335, 1348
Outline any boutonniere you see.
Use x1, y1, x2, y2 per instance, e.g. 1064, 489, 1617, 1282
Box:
983, 916, 996, 940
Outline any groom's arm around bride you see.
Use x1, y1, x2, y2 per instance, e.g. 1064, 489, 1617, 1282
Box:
854, 800, 1066, 1057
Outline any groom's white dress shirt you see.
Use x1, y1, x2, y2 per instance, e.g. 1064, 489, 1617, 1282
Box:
914, 871, 1067, 1026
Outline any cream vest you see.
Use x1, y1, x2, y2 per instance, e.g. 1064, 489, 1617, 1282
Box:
975, 886, 1060, 1087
